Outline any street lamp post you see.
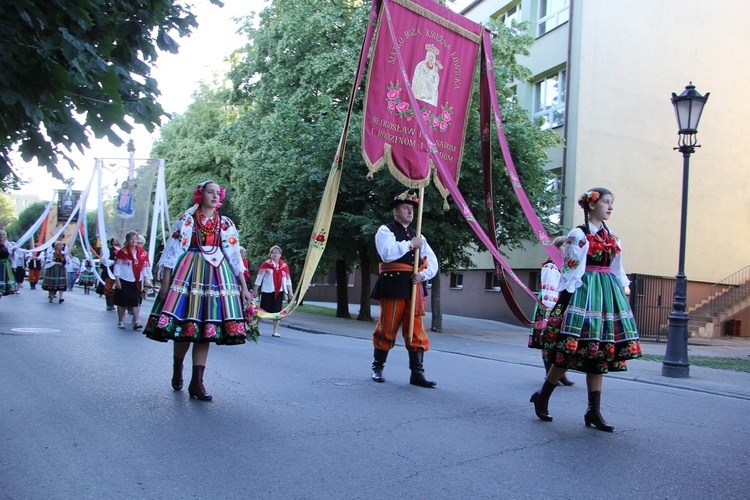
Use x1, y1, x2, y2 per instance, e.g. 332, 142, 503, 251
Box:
662, 82, 709, 378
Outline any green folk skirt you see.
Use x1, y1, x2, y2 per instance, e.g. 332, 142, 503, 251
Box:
536, 270, 642, 374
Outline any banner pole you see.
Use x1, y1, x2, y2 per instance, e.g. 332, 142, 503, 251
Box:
407, 186, 425, 344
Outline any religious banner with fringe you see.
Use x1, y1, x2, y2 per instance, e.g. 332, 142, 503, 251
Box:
267, 0, 562, 328
362, 0, 482, 207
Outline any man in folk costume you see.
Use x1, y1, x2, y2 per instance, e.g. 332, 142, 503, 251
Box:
370, 192, 439, 388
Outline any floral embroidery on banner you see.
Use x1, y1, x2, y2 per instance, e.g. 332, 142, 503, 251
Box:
311, 229, 327, 250
385, 81, 415, 119
420, 103, 453, 133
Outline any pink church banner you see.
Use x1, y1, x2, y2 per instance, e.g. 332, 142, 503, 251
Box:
362, 0, 483, 191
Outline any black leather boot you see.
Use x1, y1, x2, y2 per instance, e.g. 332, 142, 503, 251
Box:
530, 381, 557, 421
371, 349, 388, 382
172, 356, 184, 391
584, 391, 614, 432
408, 351, 436, 388
188, 365, 213, 401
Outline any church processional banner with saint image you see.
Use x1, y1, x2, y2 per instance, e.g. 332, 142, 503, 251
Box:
362, 0, 482, 197
104, 160, 159, 244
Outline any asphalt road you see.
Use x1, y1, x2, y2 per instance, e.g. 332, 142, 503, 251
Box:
1, 289, 748, 499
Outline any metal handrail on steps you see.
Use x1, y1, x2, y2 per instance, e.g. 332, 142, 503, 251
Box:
709, 264, 750, 320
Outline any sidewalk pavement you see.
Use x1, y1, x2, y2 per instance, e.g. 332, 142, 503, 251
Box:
282, 302, 750, 401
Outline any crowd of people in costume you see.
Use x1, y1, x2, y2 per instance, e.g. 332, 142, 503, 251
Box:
2, 182, 641, 434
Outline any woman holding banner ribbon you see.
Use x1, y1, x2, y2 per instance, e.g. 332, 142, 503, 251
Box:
528, 235, 573, 387
253, 245, 294, 337
144, 181, 253, 402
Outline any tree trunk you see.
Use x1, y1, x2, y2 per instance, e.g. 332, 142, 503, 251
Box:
357, 243, 373, 321
335, 259, 351, 318
430, 244, 442, 332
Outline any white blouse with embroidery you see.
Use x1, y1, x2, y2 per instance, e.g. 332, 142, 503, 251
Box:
539, 261, 562, 309
158, 211, 246, 277
558, 222, 629, 293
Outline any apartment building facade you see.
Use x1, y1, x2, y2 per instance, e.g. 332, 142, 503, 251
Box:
453, 0, 750, 335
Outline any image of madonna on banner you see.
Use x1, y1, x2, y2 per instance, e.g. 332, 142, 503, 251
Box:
362, 0, 483, 203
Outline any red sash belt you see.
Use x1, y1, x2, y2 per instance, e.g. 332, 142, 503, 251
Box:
378, 256, 427, 274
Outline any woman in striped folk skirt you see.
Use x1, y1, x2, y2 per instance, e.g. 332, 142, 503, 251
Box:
41, 241, 69, 303
78, 259, 97, 294
144, 181, 253, 401
0, 230, 16, 297
529, 187, 641, 432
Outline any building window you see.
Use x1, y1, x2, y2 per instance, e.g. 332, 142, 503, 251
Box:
485, 272, 502, 291
496, 2, 522, 30
538, 0, 569, 36
548, 168, 562, 224
449, 272, 464, 290
533, 69, 566, 130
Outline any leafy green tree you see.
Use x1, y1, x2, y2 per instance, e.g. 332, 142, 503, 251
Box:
0, 194, 17, 230
0, 0, 223, 190
3, 200, 45, 239
151, 84, 241, 224
226, 0, 371, 316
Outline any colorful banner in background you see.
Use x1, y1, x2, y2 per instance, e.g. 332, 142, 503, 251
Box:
362, 0, 482, 203
56, 189, 81, 223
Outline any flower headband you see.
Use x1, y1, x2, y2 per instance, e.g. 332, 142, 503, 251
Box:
578, 190, 600, 207
193, 181, 226, 208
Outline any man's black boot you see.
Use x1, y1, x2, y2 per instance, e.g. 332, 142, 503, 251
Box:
408, 351, 436, 388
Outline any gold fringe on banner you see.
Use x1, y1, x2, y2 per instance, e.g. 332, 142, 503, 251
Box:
392, 0, 482, 43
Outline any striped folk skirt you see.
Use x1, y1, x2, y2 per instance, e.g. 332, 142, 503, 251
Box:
41, 264, 67, 292
144, 248, 247, 345
535, 270, 641, 374
78, 270, 97, 286
0, 258, 15, 296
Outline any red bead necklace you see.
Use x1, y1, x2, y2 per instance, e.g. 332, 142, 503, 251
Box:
196, 210, 220, 235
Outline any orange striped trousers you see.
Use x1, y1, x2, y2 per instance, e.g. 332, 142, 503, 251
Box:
373, 297, 429, 352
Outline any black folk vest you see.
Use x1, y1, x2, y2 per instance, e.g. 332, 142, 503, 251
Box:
371, 221, 425, 300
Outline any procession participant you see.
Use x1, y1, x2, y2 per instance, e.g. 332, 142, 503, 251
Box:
65, 252, 81, 291
253, 245, 294, 337
240, 247, 253, 284
528, 235, 573, 386
27, 252, 43, 289
113, 231, 152, 329
78, 259, 97, 295
370, 192, 439, 388
101, 238, 120, 311
529, 187, 641, 432
0, 230, 16, 297
144, 181, 253, 402
11, 242, 26, 293
42, 241, 69, 303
